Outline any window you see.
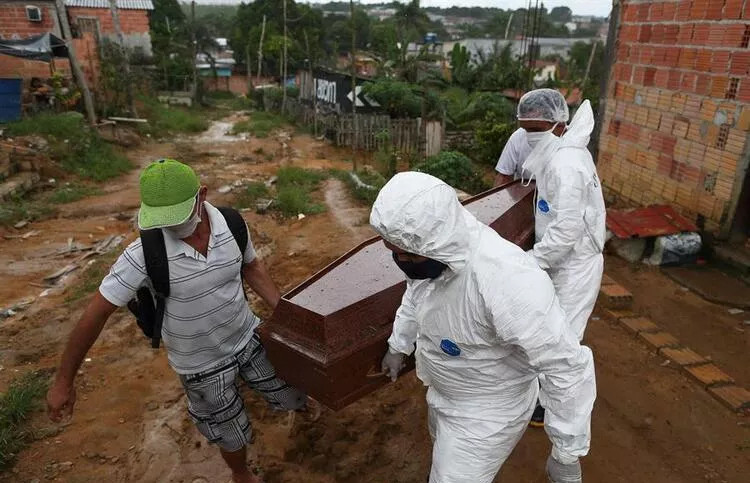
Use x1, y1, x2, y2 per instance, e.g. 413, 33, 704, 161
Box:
25, 5, 42, 22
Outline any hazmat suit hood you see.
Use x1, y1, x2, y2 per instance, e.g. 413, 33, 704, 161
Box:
521, 100, 595, 180
370, 172, 481, 273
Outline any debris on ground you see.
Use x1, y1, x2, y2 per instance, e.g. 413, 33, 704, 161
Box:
43, 264, 79, 285
0, 297, 35, 319
14, 220, 29, 229
217, 185, 233, 194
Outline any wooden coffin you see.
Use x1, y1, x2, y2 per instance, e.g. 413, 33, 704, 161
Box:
258, 180, 535, 410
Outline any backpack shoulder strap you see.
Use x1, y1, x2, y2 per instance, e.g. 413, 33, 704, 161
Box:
218, 207, 249, 257
140, 229, 170, 297
140, 229, 170, 349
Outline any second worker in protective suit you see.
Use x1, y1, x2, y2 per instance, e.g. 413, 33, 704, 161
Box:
374, 172, 596, 483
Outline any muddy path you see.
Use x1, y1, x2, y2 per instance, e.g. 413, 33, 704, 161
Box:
1, 112, 749, 482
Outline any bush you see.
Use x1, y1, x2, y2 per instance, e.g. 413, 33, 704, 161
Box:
414, 151, 489, 194
4, 113, 132, 181
0, 196, 53, 227
232, 111, 287, 138
474, 113, 516, 166
47, 183, 101, 204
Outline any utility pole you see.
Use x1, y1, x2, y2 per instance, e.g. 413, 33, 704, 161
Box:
304, 29, 317, 136
55, 0, 96, 124
582, 41, 599, 91
190, 1, 198, 104
256, 15, 266, 82
350, 0, 357, 168
504, 12, 514, 40
282, 0, 288, 113
107, 0, 137, 116
246, 42, 252, 94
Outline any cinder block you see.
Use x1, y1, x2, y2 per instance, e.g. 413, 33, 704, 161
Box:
638, 331, 680, 350
605, 308, 637, 321
707, 385, 750, 413
658, 346, 707, 366
685, 363, 735, 387
601, 274, 618, 286
621, 316, 660, 334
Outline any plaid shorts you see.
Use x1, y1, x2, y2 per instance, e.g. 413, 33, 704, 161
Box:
179, 334, 306, 452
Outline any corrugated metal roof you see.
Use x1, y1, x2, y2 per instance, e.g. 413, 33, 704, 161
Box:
64, 0, 154, 10
607, 205, 698, 239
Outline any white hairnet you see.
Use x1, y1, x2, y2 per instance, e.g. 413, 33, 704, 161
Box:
517, 88, 570, 123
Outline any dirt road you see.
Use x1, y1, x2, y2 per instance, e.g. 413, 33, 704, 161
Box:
1, 115, 748, 482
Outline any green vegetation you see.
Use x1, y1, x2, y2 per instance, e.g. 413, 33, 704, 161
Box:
65, 251, 118, 303
338, 169, 387, 206
0, 371, 49, 470
232, 112, 287, 138
235, 181, 270, 209
0, 196, 53, 227
4, 113, 132, 181
414, 151, 488, 194
273, 167, 327, 217
138, 97, 210, 137
46, 183, 101, 204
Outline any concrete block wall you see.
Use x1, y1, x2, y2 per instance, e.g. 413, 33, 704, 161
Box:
598, 0, 750, 232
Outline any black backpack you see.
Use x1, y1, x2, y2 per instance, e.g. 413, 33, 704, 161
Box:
126, 207, 248, 348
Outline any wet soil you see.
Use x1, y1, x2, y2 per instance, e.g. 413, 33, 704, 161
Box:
0, 114, 748, 483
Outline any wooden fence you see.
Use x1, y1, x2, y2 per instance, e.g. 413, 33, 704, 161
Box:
282, 98, 441, 155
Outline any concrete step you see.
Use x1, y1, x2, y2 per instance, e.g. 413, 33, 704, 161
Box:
713, 244, 750, 276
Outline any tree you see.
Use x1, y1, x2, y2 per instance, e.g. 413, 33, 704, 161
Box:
449, 44, 474, 89
549, 6, 573, 23
394, 0, 430, 65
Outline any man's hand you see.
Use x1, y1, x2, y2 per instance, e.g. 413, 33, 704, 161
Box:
47, 380, 76, 423
381, 349, 405, 382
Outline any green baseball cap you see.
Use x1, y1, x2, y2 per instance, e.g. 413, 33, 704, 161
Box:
138, 159, 200, 230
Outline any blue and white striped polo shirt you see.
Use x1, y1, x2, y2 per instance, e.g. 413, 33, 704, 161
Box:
99, 202, 259, 374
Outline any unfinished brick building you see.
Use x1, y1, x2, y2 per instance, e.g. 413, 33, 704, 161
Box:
598, 0, 750, 239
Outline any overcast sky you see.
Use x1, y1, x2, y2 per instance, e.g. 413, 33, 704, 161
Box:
192, 1, 612, 18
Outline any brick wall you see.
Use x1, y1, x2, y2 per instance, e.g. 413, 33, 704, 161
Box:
598, 0, 750, 232
67, 7, 150, 35
0, 3, 61, 39
0, 53, 71, 78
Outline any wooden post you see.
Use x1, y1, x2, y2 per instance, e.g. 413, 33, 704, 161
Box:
256, 15, 266, 82
55, 0, 96, 124
582, 41, 599, 95
191, 1, 198, 104
282, 0, 288, 114
107, 0, 137, 116
245, 42, 252, 94
350, 0, 357, 169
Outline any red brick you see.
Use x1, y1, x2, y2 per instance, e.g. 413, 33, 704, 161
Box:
739, 80, 750, 102
695, 49, 712, 71
723, 24, 747, 48
685, 363, 735, 387
621, 317, 660, 334
654, 69, 670, 88
644, 67, 657, 86
637, 2, 651, 21
707, 385, 750, 413
639, 24, 652, 43
690, 0, 709, 19
705, 0, 725, 19
652, 24, 666, 44
640, 46, 655, 64
599, 284, 633, 309
693, 24, 711, 44
639, 331, 680, 350
681, 72, 698, 92
678, 23, 694, 44
696, 74, 712, 94
724, 0, 744, 19
668, 71, 682, 90
664, 25, 680, 44
711, 51, 731, 73
623, 3, 637, 21
711, 77, 730, 98
677, 0, 692, 20
658, 154, 673, 176
730, 51, 750, 76
658, 347, 707, 366
707, 25, 726, 47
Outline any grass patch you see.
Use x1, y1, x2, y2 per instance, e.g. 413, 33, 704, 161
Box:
339, 168, 387, 206
64, 252, 118, 303
46, 183, 101, 204
234, 181, 270, 209
232, 111, 287, 138
0, 371, 49, 470
275, 186, 325, 217
273, 166, 328, 217
0, 196, 54, 227
138, 97, 210, 137
4, 113, 133, 181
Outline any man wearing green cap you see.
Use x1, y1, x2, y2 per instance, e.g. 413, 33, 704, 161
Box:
46, 159, 305, 483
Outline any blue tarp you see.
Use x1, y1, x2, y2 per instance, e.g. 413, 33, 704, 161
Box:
0, 78, 22, 122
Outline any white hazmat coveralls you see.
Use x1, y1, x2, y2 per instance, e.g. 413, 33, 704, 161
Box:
522, 101, 607, 341
370, 172, 596, 483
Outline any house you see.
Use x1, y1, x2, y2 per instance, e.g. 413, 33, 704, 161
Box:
597, 1, 750, 239
0, 0, 153, 80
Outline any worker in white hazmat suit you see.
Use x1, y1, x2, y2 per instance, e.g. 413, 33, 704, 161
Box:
517, 89, 606, 428
372, 172, 596, 483
518, 90, 606, 343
